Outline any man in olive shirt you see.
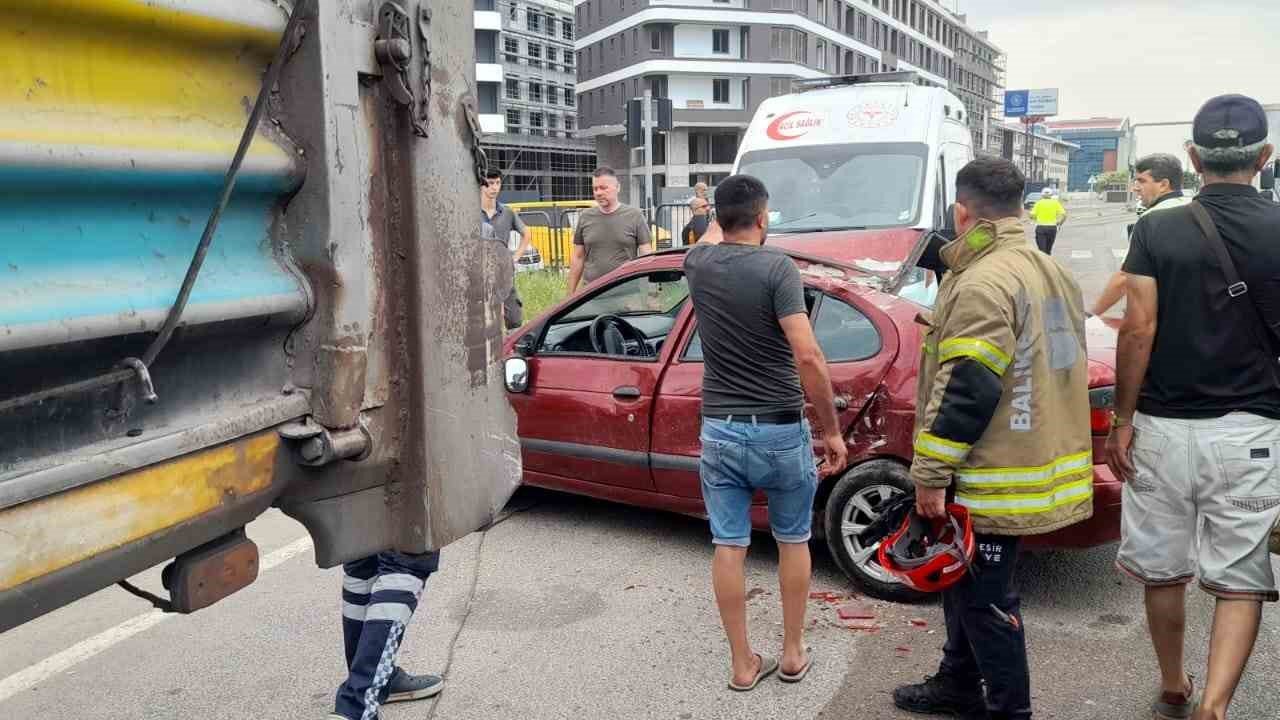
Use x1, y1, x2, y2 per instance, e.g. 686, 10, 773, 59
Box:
567, 166, 652, 294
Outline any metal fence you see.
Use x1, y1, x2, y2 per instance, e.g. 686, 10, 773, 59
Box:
511, 203, 715, 270
652, 203, 714, 250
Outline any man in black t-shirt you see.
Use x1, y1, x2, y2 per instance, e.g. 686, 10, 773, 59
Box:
1107, 94, 1280, 720
681, 196, 711, 245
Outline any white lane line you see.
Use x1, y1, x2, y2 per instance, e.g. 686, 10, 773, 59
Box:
1070, 250, 1094, 259
0, 536, 313, 703
1111, 248, 1128, 259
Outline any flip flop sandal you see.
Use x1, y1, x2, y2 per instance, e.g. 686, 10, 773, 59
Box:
728, 654, 779, 692
779, 647, 813, 683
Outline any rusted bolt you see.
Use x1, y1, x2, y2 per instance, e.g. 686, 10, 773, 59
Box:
300, 437, 325, 462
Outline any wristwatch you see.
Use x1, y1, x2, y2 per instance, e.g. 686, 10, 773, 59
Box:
1110, 415, 1132, 429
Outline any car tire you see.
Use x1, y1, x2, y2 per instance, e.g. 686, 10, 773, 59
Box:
823, 459, 926, 603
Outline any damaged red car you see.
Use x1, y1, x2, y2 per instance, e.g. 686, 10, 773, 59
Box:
502, 231, 1121, 601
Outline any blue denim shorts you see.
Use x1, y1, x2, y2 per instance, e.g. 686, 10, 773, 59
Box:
699, 417, 819, 547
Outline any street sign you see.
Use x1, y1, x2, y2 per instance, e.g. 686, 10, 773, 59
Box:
1004, 88, 1059, 118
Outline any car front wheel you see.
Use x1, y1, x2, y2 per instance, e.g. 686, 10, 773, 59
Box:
824, 459, 926, 603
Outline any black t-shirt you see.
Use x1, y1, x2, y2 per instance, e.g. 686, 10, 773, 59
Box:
682, 215, 710, 245
684, 243, 807, 415
1122, 183, 1280, 419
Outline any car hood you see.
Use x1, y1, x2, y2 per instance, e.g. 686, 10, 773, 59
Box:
767, 227, 927, 291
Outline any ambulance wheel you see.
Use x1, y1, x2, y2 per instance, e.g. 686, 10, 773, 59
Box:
824, 459, 927, 603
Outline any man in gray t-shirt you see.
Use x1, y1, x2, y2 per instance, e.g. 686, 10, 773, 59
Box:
683, 174, 846, 692
568, 167, 652, 294
480, 170, 532, 329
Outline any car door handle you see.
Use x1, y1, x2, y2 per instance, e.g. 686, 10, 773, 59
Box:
613, 386, 642, 400
834, 396, 850, 411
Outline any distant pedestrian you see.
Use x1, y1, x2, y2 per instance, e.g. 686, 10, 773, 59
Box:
1091, 154, 1191, 317
693, 181, 709, 200
681, 196, 711, 245
1107, 94, 1280, 720
567, 167, 652, 294
329, 552, 443, 720
684, 174, 848, 692
480, 169, 533, 330
893, 158, 1091, 720
1029, 187, 1067, 254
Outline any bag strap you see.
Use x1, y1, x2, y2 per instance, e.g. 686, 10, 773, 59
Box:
1188, 201, 1280, 376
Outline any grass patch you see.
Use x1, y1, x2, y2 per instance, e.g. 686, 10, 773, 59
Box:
515, 269, 569, 320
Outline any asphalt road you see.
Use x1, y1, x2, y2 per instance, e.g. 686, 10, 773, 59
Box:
4, 204, 1279, 720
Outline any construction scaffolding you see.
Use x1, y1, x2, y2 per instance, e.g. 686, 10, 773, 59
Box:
483, 133, 597, 201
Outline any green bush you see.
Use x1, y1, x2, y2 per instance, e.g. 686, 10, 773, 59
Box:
515, 270, 568, 320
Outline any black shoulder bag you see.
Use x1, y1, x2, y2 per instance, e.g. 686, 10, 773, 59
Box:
1187, 201, 1280, 554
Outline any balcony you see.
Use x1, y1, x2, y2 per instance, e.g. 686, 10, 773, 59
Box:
475, 10, 501, 32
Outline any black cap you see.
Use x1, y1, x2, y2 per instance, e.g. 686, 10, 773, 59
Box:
1192, 94, 1269, 149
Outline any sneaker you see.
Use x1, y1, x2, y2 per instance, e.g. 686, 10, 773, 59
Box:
384, 667, 444, 704
893, 674, 989, 719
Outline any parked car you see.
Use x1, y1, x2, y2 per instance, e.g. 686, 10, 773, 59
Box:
502, 245, 1122, 601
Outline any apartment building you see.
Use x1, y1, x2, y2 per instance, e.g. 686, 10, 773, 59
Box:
477, 0, 597, 200
998, 123, 1078, 188
574, 0, 1004, 205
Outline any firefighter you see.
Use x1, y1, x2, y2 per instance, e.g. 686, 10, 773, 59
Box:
892, 157, 1093, 720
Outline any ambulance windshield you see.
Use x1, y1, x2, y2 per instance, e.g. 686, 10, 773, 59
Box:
738, 142, 928, 232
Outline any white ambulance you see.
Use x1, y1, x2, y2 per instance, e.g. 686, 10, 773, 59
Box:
732, 71, 975, 305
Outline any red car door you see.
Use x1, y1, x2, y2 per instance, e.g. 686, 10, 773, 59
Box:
509, 267, 691, 492
651, 283, 897, 499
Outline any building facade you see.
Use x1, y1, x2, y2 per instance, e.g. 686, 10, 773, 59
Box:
476, 0, 597, 201
574, 0, 1004, 206
1042, 117, 1134, 192
998, 123, 1078, 188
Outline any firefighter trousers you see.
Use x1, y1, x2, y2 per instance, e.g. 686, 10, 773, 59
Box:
335, 550, 440, 720
938, 534, 1032, 720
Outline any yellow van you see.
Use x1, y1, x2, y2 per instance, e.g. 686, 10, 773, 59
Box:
505, 200, 672, 269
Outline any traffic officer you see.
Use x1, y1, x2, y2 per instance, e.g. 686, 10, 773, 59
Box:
1029, 187, 1067, 254
1090, 154, 1190, 317
893, 158, 1093, 720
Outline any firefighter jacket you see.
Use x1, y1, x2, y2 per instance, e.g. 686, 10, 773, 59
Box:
910, 217, 1093, 536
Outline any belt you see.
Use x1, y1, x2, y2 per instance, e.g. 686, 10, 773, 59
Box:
704, 411, 803, 425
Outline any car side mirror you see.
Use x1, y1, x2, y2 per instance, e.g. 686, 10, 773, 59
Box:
514, 332, 537, 357
504, 357, 530, 393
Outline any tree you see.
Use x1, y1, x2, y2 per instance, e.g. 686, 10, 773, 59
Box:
1092, 171, 1130, 193
1182, 170, 1203, 192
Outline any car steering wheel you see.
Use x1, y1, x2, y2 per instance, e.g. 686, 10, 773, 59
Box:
589, 315, 650, 357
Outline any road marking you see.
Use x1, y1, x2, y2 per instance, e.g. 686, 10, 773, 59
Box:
1111, 248, 1128, 259
0, 535, 313, 703
1071, 250, 1093, 259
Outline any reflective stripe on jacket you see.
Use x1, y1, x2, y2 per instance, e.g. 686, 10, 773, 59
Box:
910, 217, 1094, 536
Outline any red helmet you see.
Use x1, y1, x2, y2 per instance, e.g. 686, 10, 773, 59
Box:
877, 503, 976, 593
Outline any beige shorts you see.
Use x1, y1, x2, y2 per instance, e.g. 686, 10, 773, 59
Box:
1116, 412, 1280, 602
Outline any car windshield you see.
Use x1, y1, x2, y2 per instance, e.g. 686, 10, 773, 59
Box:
736, 142, 928, 232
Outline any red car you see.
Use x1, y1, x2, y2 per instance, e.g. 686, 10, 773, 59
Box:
503, 232, 1122, 601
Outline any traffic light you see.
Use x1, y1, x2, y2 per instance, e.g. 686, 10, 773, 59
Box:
626, 98, 643, 148
656, 97, 673, 131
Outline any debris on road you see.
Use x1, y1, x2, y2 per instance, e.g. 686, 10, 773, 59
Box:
909, 618, 929, 628
837, 603, 876, 620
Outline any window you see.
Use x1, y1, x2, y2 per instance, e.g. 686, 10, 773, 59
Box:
529, 83, 543, 103
548, 114, 559, 129
563, 21, 574, 41
527, 12, 541, 32
508, 3, 517, 21
817, 0, 827, 25
529, 111, 544, 127
566, 87, 576, 107
815, 39, 826, 70
650, 27, 661, 51
547, 86, 558, 105
504, 37, 519, 63
565, 116, 575, 132
858, 13, 868, 42
685, 294, 879, 362
770, 28, 807, 64
736, 142, 928, 230
771, 0, 796, 8
812, 296, 881, 361
712, 29, 730, 54
538, 271, 690, 358
506, 109, 521, 127
505, 78, 520, 99
545, 16, 556, 36
769, 77, 791, 97
528, 42, 542, 68
712, 78, 730, 104
689, 132, 739, 164
621, 32, 626, 56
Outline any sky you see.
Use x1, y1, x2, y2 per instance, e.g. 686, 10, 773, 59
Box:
947, 1, 1280, 165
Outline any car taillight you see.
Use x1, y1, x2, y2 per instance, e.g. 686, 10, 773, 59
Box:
1089, 386, 1115, 435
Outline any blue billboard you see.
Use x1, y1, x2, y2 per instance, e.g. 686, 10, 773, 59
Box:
1004, 90, 1029, 118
